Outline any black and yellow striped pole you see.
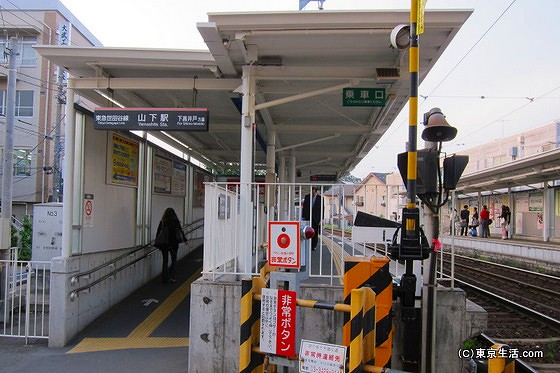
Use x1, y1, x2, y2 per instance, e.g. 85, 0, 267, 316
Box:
239, 278, 265, 373
362, 287, 376, 367
349, 288, 365, 373
397, 1, 426, 371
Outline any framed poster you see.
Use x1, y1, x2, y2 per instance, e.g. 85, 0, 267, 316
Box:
153, 155, 172, 194
107, 133, 139, 187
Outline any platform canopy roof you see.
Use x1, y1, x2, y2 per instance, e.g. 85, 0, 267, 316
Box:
458, 148, 560, 194
36, 9, 472, 180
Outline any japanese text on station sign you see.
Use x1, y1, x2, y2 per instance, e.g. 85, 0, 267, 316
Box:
94, 107, 209, 131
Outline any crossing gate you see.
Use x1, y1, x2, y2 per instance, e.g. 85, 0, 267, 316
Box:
343, 257, 394, 368
0, 251, 50, 341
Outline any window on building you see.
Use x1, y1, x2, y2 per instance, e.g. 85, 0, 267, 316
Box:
0, 35, 37, 66
0, 90, 34, 117
0, 148, 32, 176
15, 90, 34, 117
13, 149, 32, 176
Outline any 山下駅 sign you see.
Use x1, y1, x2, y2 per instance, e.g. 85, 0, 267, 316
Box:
94, 107, 209, 131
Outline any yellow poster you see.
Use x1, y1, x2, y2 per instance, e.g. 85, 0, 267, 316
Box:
110, 133, 139, 187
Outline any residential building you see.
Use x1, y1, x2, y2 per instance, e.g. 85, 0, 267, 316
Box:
0, 0, 101, 219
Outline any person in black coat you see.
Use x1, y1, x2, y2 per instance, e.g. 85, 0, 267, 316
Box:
155, 207, 187, 283
302, 187, 323, 250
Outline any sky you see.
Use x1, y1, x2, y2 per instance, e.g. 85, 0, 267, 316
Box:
59, 0, 560, 178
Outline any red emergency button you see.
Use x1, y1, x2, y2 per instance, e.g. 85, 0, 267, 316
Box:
301, 226, 315, 240
277, 233, 291, 249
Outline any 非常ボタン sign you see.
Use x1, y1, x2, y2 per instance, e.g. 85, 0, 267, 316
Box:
268, 221, 300, 268
342, 88, 386, 107
94, 107, 209, 131
260, 288, 297, 358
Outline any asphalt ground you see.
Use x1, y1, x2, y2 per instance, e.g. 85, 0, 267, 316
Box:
0, 246, 203, 373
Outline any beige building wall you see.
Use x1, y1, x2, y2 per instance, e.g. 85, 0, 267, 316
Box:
0, 2, 101, 218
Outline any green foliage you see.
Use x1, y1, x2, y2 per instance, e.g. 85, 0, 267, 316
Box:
463, 338, 477, 350
18, 216, 32, 261
10, 224, 19, 247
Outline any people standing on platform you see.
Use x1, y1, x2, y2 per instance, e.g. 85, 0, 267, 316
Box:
470, 206, 479, 236
479, 205, 490, 238
302, 186, 323, 251
499, 205, 511, 239
449, 208, 459, 235
155, 207, 187, 283
460, 205, 470, 236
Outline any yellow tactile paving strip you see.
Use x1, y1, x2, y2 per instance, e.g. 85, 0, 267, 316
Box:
67, 269, 202, 354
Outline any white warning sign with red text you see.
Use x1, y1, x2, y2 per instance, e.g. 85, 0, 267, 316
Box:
260, 288, 297, 358
268, 221, 300, 268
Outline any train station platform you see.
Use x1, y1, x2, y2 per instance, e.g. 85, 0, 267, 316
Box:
0, 246, 203, 373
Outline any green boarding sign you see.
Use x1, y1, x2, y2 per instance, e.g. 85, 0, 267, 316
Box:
342, 88, 386, 107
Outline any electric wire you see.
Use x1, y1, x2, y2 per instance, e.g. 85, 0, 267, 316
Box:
364, 0, 551, 166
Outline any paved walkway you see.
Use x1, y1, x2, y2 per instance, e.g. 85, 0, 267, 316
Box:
0, 247, 202, 373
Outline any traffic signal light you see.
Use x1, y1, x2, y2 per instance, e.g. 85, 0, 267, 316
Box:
397, 149, 439, 197
443, 155, 469, 190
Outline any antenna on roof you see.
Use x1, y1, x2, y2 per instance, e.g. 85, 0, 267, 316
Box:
299, 0, 325, 10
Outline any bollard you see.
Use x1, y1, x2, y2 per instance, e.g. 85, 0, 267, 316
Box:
349, 288, 365, 373
488, 343, 515, 373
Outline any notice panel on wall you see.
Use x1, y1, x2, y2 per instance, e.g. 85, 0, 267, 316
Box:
108, 133, 139, 187
153, 154, 187, 196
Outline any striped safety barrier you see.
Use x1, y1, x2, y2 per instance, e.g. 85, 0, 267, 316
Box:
239, 277, 265, 373
344, 257, 394, 368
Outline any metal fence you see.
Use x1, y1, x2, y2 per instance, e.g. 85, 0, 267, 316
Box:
202, 182, 399, 283
1, 248, 50, 342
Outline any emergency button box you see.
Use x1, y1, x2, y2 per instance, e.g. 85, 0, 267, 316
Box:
268, 221, 300, 268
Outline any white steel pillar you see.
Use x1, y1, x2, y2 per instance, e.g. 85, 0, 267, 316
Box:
239, 65, 256, 273
61, 83, 76, 257
543, 182, 549, 242
279, 156, 287, 220
288, 151, 296, 221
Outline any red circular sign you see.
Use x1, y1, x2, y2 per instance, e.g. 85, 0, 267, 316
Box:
85, 200, 93, 216
277, 233, 291, 249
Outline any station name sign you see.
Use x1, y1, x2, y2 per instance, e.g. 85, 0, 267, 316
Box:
94, 107, 209, 131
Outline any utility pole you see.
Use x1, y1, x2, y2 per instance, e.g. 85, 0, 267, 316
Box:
0, 37, 18, 257
52, 22, 71, 202
52, 66, 66, 202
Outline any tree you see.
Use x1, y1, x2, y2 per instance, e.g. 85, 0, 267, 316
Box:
18, 216, 32, 261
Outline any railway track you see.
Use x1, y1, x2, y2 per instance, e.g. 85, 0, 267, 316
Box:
328, 229, 560, 371
438, 252, 560, 371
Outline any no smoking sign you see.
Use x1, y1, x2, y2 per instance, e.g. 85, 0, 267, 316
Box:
268, 221, 300, 268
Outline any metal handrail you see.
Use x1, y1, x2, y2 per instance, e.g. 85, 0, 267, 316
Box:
68, 218, 204, 300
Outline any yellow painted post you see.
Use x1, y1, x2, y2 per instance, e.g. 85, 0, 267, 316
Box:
489, 343, 515, 373
349, 288, 365, 373
362, 287, 376, 366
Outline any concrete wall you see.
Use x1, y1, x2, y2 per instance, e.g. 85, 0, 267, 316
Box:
188, 279, 485, 372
